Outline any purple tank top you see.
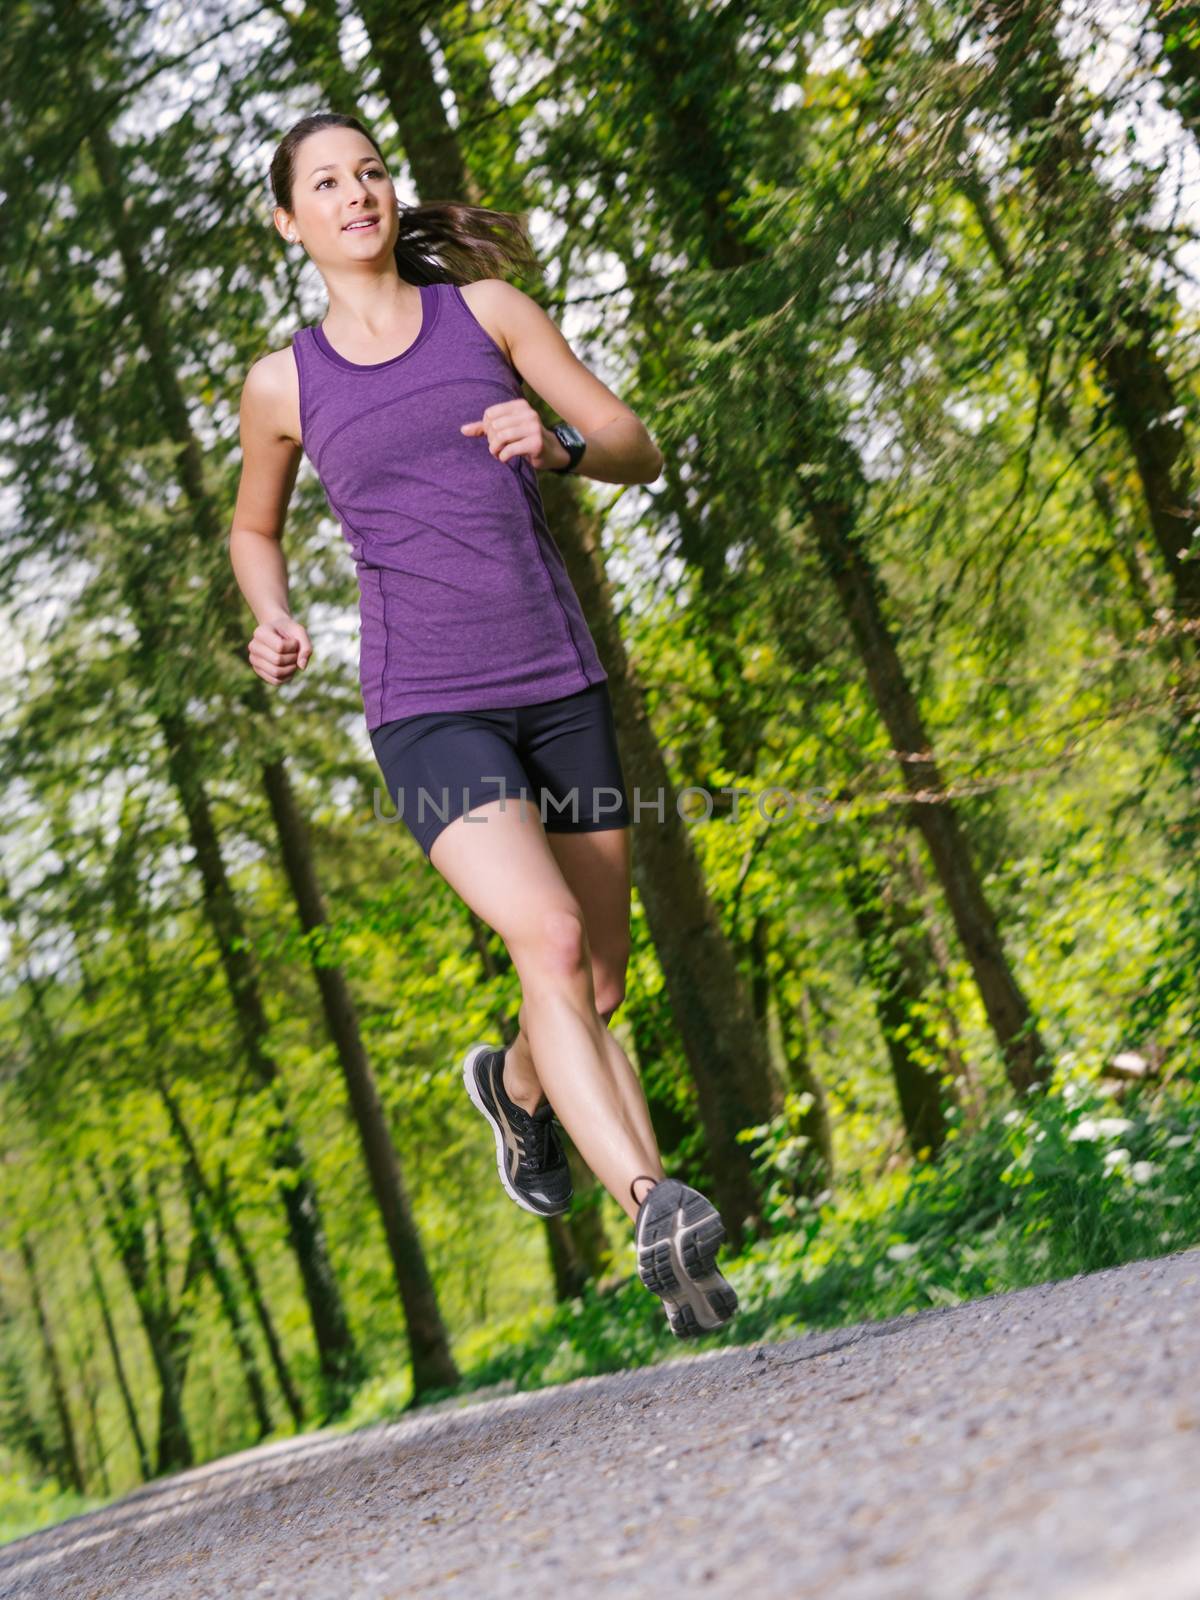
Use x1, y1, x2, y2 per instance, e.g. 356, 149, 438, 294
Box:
291, 280, 608, 730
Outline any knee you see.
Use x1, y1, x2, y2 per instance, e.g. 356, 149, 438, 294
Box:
519, 905, 591, 984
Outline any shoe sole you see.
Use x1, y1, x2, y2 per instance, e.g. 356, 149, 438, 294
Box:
636, 1178, 738, 1337
460, 1041, 570, 1218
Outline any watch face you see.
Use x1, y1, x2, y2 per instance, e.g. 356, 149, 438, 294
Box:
558, 424, 585, 448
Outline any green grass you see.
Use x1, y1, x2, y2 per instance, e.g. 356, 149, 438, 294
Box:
0, 1472, 103, 1548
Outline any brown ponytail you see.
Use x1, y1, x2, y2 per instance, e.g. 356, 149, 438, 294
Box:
269, 111, 540, 286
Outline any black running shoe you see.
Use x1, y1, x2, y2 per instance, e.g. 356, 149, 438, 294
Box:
633, 1176, 738, 1338
461, 1042, 573, 1217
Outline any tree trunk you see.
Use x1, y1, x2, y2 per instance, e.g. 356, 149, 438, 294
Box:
180, 1166, 274, 1440
160, 1229, 208, 1466
543, 1212, 590, 1301
357, 0, 484, 203
73, 1334, 112, 1499
467, 910, 511, 1000
143, 1177, 206, 1476
260, 759, 460, 1396
802, 492, 1050, 1093
626, 990, 706, 1189
663, 455, 767, 779
835, 844, 949, 1158
61, 1315, 111, 1499
155, 1080, 305, 1431
69, 1175, 152, 1480
18, 1236, 85, 1495
560, 1139, 612, 1280
899, 835, 984, 1125
88, 1159, 195, 1476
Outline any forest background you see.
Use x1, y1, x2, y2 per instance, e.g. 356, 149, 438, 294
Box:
2, 0, 1200, 1546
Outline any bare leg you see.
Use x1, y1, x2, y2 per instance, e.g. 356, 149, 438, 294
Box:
430, 799, 663, 1223
504, 825, 664, 1208
505, 1002, 663, 1189
500, 1015, 548, 1112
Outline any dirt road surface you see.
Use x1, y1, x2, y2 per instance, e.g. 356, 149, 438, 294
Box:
3, 1248, 1199, 1599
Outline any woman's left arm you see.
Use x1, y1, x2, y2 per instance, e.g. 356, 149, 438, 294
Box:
457, 279, 664, 485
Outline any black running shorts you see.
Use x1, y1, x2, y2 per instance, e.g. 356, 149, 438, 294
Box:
369, 679, 632, 861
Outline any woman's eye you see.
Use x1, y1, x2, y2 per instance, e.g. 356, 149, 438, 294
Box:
316, 169, 384, 190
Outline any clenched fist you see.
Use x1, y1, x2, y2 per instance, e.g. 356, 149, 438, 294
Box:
460, 398, 568, 470
248, 617, 312, 685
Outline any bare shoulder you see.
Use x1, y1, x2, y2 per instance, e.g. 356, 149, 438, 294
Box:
456, 277, 539, 367
458, 277, 641, 438
242, 345, 302, 449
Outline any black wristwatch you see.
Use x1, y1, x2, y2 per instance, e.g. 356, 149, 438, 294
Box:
550, 422, 586, 475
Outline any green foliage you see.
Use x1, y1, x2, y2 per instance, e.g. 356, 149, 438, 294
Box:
2, 0, 1200, 1551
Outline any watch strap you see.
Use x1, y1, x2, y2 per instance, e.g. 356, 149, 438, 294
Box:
551, 424, 586, 474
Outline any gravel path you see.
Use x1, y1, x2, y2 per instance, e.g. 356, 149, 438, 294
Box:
4, 1248, 1200, 1600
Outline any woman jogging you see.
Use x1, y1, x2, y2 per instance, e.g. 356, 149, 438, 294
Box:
228, 111, 737, 1339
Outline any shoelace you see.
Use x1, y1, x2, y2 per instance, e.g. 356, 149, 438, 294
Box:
513, 1102, 557, 1173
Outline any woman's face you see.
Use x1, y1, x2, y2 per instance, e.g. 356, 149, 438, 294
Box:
276, 127, 397, 264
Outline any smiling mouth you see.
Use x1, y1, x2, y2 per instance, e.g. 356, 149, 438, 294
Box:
343, 218, 380, 231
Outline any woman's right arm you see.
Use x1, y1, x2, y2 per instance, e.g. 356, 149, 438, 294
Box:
229, 354, 313, 685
